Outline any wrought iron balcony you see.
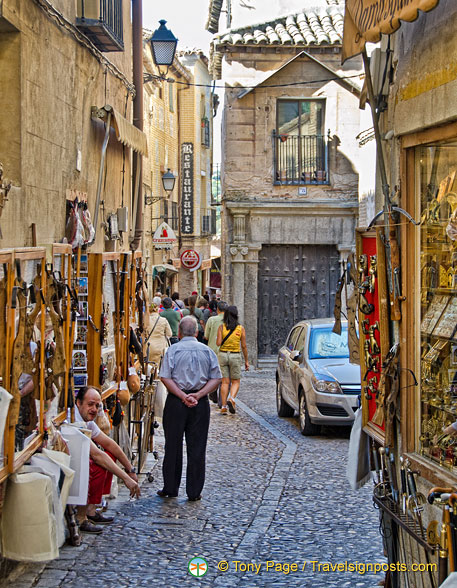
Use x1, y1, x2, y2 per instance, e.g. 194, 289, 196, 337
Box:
76, 0, 124, 52
273, 131, 329, 185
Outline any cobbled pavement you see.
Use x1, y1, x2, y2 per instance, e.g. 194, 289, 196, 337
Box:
3, 370, 385, 588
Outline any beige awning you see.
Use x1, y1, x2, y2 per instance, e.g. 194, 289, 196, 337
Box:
342, 0, 441, 63
91, 105, 148, 156
111, 107, 148, 156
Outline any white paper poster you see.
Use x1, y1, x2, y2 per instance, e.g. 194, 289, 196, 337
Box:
61, 425, 90, 505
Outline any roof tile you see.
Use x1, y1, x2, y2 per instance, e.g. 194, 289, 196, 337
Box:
210, 1, 344, 79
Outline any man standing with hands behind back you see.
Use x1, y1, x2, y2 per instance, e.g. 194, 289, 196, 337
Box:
158, 316, 221, 501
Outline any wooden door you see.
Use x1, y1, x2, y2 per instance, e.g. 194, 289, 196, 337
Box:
257, 245, 340, 355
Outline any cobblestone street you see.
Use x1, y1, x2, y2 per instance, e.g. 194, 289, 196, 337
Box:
8, 370, 384, 588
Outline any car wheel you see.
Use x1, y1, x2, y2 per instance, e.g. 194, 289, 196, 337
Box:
298, 390, 319, 436
276, 378, 294, 417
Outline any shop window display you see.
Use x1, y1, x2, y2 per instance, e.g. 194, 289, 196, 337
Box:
418, 142, 457, 466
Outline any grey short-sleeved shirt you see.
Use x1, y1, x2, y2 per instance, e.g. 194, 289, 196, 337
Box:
159, 336, 222, 391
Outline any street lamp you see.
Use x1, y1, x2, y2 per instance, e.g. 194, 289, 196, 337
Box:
144, 169, 176, 206
162, 169, 176, 194
147, 20, 178, 78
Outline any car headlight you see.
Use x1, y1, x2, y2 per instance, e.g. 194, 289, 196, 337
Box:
311, 374, 342, 394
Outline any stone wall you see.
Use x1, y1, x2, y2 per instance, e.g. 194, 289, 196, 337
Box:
0, 0, 133, 251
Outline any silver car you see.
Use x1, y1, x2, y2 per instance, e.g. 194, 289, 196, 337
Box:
276, 319, 360, 435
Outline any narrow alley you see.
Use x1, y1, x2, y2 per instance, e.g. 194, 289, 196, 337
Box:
13, 371, 384, 588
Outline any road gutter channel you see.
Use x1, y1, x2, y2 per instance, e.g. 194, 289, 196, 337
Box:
220, 399, 297, 566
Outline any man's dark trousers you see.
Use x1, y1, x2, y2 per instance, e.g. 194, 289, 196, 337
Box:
162, 392, 210, 498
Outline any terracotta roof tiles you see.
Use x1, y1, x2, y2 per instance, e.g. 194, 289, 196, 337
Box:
209, 2, 344, 78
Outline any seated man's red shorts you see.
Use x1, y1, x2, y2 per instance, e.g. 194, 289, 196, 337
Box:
87, 450, 115, 505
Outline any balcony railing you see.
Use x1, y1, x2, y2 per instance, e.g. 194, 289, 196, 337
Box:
76, 0, 124, 52
273, 131, 329, 185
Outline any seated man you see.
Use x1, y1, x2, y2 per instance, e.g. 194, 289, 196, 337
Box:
74, 386, 141, 534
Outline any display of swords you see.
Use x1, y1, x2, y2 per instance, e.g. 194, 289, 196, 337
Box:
372, 443, 439, 588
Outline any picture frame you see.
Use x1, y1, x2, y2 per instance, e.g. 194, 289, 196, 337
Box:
73, 373, 88, 388
79, 254, 88, 273
78, 277, 88, 295
78, 301, 88, 321
72, 350, 87, 370
75, 325, 87, 344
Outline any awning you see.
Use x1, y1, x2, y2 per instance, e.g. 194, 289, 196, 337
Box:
152, 264, 178, 278
342, 0, 440, 63
91, 105, 148, 156
210, 244, 221, 259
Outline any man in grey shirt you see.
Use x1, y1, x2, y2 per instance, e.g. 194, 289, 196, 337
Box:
159, 316, 221, 501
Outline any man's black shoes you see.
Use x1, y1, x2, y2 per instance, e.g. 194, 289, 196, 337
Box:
188, 495, 202, 502
157, 489, 178, 498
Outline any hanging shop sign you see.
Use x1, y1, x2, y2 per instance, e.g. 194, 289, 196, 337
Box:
152, 222, 177, 250
180, 249, 201, 271
181, 143, 194, 235
342, 0, 440, 62
201, 259, 212, 271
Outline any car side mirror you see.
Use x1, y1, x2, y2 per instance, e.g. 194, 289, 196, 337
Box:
291, 350, 302, 363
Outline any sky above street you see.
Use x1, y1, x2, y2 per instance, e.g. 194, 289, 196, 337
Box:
143, 0, 214, 52
143, 0, 309, 52
142, 0, 314, 164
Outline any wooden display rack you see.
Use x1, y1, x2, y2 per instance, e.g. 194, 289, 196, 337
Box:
52, 244, 73, 425
87, 252, 131, 397
0, 245, 76, 484
0, 248, 47, 482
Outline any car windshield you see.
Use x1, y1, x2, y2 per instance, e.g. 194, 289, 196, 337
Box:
308, 328, 349, 359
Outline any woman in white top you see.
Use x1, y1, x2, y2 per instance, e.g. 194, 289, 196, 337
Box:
147, 302, 172, 367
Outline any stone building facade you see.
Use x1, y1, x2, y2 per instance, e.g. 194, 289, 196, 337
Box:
141, 45, 217, 297
175, 51, 217, 296
210, 1, 370, 364
142, 39, 189, 295
0, 0, 142, 252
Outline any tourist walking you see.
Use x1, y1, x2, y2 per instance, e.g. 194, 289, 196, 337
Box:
146, 302, 172, 367
216, 306, 249, 414
160, 297, 181, 344
171, 291, 184, 310
158, 316, 221, 501
188, 295, 205, 342
204, 301, 228, 353
204, 301, 228, 404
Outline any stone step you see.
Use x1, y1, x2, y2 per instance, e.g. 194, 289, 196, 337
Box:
257, 355, 277, 369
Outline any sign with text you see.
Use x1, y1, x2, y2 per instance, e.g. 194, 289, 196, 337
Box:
181, 249, 201, 271
152, 222, 176, 249
342, 0, 440, 62
181, 142, 194, 235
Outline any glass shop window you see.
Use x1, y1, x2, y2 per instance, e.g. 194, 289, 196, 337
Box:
418, 141, 457, 467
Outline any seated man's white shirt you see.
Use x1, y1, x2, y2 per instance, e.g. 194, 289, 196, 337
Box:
73, 406, 101, 441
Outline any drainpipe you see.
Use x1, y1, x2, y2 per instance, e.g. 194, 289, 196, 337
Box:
130, 0, 143, 251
